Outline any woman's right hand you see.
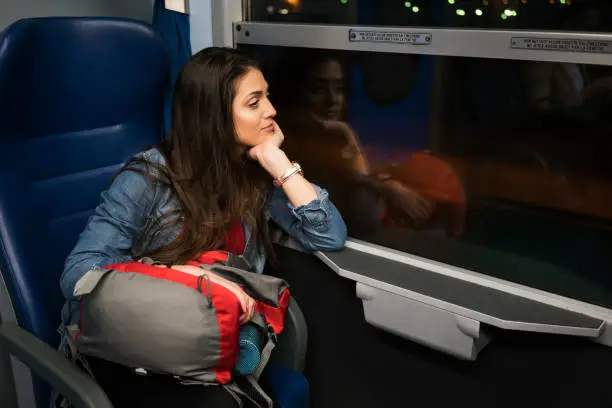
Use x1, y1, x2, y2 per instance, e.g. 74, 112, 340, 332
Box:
166, 265, 256, 324
248, 121, 295, 181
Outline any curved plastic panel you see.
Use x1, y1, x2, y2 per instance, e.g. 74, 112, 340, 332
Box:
318, 247, 604, 338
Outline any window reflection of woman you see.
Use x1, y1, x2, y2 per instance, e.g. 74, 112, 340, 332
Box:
270, 49, 438, 236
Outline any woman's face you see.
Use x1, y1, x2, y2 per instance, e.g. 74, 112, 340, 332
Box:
302, 59, 346, 121
233, 67, 277, 147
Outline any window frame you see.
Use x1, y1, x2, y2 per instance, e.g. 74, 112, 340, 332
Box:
213, 0, 612, 354
234, 22, 612, 66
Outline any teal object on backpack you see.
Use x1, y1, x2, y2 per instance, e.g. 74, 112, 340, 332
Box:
235, 323, 262, 376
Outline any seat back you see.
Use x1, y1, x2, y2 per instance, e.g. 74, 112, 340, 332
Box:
0, 17, 169, 350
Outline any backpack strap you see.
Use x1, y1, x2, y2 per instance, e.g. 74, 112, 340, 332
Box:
63, 324, 96, 380
248, 313, 278, 381
224, 376, 274, 408
222, 384, 245, 408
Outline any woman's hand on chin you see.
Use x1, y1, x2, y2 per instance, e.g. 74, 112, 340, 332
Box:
248, 121, 294, 179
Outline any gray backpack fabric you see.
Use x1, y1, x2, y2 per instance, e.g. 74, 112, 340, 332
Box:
69, 258, 291, 407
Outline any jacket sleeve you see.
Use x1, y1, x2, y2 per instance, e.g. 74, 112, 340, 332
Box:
267, 184, 347, 252
60, 169, 155, 300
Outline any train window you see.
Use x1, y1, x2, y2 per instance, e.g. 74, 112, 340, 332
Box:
247, 0, 612, 32
240, 43, 612, 308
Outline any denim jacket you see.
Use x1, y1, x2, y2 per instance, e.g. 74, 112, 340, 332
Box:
59, 148, 346, 325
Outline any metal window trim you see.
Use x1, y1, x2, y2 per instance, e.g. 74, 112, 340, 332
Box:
212, 0, 243, 48
234, 22, 612, 66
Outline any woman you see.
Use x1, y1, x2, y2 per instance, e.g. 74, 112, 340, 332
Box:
57, 47, 346, 408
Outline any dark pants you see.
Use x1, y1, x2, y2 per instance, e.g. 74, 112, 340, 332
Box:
86, 356, 241, 408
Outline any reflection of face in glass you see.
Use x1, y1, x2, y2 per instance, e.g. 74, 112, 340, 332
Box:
301, 59, 345, 121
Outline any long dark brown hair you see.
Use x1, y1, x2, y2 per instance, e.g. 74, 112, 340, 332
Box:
129, 47, 273, 264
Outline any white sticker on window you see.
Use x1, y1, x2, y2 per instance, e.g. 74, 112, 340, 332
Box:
349, 29, 431, 45
511, 37, 612, 54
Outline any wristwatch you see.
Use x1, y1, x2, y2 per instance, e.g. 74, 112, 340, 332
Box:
273, 162, 303, 187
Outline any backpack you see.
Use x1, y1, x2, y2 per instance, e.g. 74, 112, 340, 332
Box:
70, 252, 290, 408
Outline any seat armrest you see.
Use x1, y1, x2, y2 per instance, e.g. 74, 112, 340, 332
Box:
0, 323, 113, 408
270, 297, 308, 372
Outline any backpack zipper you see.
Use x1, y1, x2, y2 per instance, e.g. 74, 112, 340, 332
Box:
196, 274, 213, 308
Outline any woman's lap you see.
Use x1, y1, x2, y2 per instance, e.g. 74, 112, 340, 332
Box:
86, 356, 239, 408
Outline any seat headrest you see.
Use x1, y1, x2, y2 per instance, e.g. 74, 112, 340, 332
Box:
0, 17, 169, 138
0, 17, 169, 347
